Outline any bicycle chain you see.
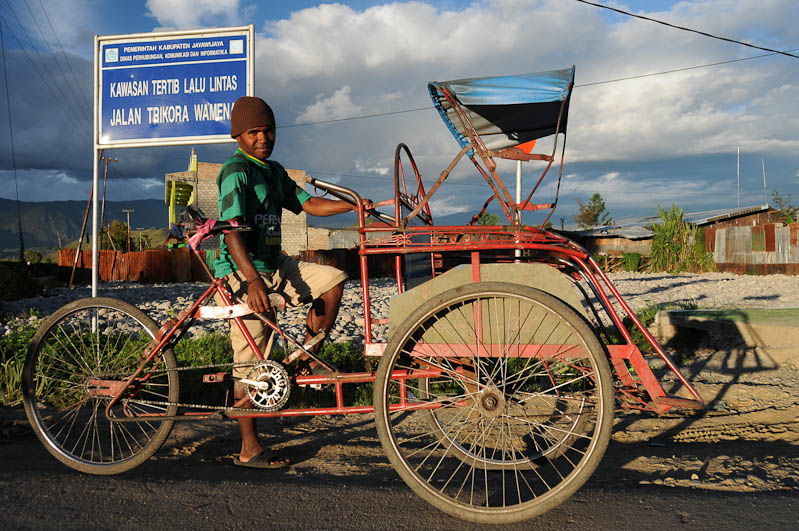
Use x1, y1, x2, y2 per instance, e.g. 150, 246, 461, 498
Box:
118, 361, 281, 413
127, 397, 268, 413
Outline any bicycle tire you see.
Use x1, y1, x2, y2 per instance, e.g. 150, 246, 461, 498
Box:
22, 297, 178, 475
374, 282, 614, 523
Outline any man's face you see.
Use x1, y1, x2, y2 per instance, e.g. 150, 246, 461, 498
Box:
236, 119, 276, 160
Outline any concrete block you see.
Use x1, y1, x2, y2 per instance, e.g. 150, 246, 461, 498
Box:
652, 308, 799, 368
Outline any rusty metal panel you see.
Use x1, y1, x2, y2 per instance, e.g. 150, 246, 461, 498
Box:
713, 228, 726, 263
775, 226, 789, 263
764, 224, 776, 253
751, 225, 765, 252
734, 226, 752, 264
707, 228, 715, 253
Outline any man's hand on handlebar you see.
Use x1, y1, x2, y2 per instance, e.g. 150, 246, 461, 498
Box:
245, 276, 272, 314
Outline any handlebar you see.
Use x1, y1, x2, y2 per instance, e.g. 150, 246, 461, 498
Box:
305, 176, 396, 225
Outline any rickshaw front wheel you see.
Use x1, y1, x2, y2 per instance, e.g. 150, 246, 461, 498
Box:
374, 282, 613, 524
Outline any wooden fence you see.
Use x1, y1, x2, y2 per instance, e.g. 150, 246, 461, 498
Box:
59, 247, 404, 284
59, 248, 213, 283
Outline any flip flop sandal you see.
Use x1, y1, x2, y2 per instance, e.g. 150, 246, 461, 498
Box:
233, 450, 291, 469
293, 359, 337, 378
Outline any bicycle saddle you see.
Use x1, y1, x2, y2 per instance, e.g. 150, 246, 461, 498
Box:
185, 205, 253, 248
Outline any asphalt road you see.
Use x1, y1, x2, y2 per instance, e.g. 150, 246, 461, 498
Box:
1, 412, 796, 531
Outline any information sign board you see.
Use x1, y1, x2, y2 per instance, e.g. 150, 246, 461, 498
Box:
95, 26, 253, 148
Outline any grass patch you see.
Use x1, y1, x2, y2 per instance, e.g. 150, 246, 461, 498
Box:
622, 304, 659, 354
0, 320, 377, 409
0, 322, 36, 406
173, 333, 376, 408
617, 301, 700, 360
623, 252, 641, 272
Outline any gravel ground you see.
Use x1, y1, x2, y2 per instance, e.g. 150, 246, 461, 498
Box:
2, 271, 797, 499
2, 272, 798, 344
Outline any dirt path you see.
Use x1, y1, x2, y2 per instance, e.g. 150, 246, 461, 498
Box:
2, 338, 798, 531
608, 345, 799, 492
3, 344, 798, 494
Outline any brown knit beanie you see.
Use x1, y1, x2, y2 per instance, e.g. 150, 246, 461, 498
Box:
230, 96, 274, 138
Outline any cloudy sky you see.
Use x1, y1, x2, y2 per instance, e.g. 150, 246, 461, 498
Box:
0, 0, 797, 226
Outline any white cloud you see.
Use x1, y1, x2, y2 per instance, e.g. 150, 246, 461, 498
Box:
354, 160, 389, 176
254, 1, 799, 191
429, 195, 470, 217
145, 0, 241, 29
295, 86, 363, 123
8, 0, 799, 218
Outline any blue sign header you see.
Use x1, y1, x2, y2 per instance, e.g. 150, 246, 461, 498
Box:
97, 27, 252, 147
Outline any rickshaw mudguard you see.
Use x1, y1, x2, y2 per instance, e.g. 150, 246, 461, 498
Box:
388, 262, 587, 340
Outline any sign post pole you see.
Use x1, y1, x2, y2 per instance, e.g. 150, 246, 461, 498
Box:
92, 34, 99, 297
91, 148, 99, 296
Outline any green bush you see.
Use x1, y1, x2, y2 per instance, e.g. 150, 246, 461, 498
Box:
623, 252, 641, 272
0, 323, 36, 406
0, 322, 376, 408
649, 205, 714, 273
24, 250, 42, 264
622, 304, 659, 354
174, 331, 232, 365
0, 262, 36, 301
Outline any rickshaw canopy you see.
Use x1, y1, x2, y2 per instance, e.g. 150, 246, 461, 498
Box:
428, 66, 574, 153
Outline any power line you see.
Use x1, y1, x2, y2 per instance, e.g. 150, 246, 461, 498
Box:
0, 1, 89, 135
0, 11, 91, 138
107, 163, 160, 201
22, 0, 90, 120
277, 106, 430, 129
1, 19, 24, 262
576, 48, 799, 87
573, 0, 799, 59
277, 47, 795, 129
37, 0, 91, 111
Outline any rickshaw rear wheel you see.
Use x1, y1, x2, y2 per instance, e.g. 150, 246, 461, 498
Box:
374, 282, 613, 523
22, 297, 178, 475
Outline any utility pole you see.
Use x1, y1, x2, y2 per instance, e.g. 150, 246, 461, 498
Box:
737, 146, 740, 209
515, 160, 522, 260
122, 209, 134, 252
99, 154, 117, 234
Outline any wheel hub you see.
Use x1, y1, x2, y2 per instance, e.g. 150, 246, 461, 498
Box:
478, 387, 505, 417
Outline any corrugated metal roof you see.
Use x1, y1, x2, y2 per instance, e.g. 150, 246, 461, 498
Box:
639, 204, 771, 226
573, 225, 654, 240
571, 204, 772, 240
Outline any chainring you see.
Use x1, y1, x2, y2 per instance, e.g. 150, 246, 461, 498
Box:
245, 360, 291, 411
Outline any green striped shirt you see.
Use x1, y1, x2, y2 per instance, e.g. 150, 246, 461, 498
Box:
213, 149, 311, 277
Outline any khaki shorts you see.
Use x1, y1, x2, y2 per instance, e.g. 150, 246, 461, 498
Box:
215, 254, 347, 378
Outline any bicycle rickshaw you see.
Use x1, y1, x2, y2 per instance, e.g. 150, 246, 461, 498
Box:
22, 66, 704, 524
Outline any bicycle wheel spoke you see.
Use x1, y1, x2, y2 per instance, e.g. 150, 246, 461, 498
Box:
23, 298, 178, 473
375, 283, 614, 523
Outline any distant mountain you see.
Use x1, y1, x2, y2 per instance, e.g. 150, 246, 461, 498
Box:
0, 198, 166, 256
